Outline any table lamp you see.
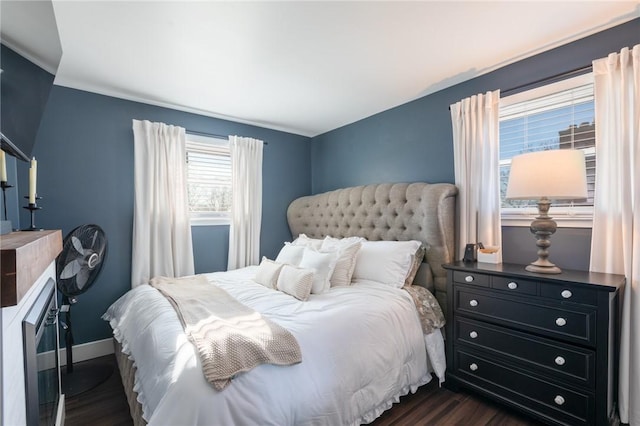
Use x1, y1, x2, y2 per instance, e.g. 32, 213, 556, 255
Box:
506, 149, 587, 274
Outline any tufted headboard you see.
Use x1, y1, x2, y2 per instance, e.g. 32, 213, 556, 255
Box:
286, 182, 457, 311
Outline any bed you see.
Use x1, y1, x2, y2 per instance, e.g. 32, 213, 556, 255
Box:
105, 182, 457, 426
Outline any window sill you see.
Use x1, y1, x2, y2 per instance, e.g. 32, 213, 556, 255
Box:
190, 217, 230, 227
501, 213, 592, 229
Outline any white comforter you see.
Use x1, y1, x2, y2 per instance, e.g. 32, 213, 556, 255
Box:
104, 266, 445, 426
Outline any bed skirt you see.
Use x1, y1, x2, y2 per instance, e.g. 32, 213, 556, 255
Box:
114, 339, 147, 426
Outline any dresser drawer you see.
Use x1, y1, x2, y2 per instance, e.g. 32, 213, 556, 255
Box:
453, 270, 489, 287
455, 350, 594, 425
456, 288, 597, 346
491, 276, 537, 296
540, 282, 599, 306
456, 317, 595, 387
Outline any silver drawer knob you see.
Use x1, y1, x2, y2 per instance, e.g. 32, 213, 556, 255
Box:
555, 356, 566, 366
469, 331, 478, 339
465, 275, 474, 282
555, 317, 567, 327
469, 363, 478, 371
554, 395, 565, 406
561, 290, 573, 299
469, 299, 479, 307
508, 282, 518, 290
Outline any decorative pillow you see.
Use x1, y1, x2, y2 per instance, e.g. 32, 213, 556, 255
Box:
274, 243, 306, 265
291, 233, 323, 250
321, 236, 364, 287
405, 245, 426, 286
276, 265, 314, 301
298, 248, 338, 294
253, 257, 283, 289
352, 240, 422, 288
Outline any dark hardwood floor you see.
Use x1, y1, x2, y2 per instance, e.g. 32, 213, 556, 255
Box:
64, 355, 133, 426
65, 355, 541, 426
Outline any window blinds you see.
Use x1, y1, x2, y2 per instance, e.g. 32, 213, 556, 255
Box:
186, 137, 232, 214
499, 81, 595, 209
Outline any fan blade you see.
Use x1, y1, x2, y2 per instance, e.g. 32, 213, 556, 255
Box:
97, 243, 106, 260
71, 236, 85, 255
90, 230, 99, 249
60, 259, 82, 279
76, 267, 90, 290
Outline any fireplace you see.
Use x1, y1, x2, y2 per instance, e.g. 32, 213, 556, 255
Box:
22, 278, 61, 426
1, 230, 63, 425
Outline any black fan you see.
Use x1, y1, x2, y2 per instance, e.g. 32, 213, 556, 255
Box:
56, 224, 111, 396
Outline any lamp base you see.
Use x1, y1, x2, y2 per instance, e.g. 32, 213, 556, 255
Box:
527, 197, 562, 275
526, 263, 562, 274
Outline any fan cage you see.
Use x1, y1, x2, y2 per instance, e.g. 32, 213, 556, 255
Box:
56, 224, 107, 297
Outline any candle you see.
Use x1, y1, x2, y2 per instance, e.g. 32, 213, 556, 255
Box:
0, 150, 6, 182
29, 157, 37, 204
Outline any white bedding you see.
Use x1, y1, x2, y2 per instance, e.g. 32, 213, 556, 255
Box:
104, 266, 446, 426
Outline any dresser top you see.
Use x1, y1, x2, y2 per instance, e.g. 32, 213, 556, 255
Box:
444, 261, 625, 292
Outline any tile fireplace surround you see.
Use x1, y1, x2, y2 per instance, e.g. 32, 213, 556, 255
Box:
1, 230, 63, 426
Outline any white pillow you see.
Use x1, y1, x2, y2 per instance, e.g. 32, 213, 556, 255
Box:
321, 236, 363, 287
352, 240, 422, 288
253, 257, 283, 289
298, 248, 338, 294
275, 243, 305, 265
291, 233, 324, 250
276, 265, 314, 301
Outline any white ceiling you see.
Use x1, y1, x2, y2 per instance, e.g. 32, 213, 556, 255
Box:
2, 1, 639, 137
0, 0, 62, 74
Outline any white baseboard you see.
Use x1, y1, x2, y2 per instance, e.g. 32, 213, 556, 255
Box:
59, 338, 114, 366
38, 338, 115, 370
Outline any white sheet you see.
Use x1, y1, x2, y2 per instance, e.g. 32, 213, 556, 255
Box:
104, 266, 446, 426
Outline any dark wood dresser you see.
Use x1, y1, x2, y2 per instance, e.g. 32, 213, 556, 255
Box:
443, 261, 624, 426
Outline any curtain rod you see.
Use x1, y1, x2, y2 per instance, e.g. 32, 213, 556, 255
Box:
186, 130, 268, 145
448, 64, 593, 110
500, 64, 592, 97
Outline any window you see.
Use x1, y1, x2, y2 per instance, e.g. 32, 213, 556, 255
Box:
499, 73, 595, 227
186, 133, 231, 225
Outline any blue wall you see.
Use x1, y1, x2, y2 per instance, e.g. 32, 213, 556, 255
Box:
311, 18, 639, 271
32, 87, 311, 344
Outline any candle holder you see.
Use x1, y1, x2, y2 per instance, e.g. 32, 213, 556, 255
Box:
1, 180, 13, 221
22, 196, 43, 231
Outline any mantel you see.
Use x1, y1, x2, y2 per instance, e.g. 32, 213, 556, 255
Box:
1, 230, 62, 307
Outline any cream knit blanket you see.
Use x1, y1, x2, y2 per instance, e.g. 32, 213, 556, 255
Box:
150, 275, 302, 391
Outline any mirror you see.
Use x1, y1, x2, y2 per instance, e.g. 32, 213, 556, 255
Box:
1, 0, 62, 161
0, 0, 62, 230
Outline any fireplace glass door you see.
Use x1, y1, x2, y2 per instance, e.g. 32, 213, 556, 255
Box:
23, 279, 60, 426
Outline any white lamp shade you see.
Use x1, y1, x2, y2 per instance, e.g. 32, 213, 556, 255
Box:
506, 149, 588, 200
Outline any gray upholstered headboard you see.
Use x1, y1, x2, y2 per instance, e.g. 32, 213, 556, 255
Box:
286, 182, 457, 311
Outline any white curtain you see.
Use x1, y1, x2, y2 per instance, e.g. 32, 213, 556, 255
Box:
131, 119, 194, 287
450, 90, 502, 261
227, 136, 263, 270
589, 44, 640, 425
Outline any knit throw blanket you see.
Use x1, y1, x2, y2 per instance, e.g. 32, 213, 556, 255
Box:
150, 275, 302, 391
